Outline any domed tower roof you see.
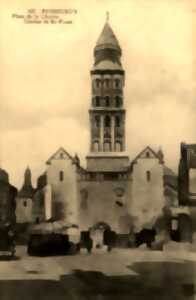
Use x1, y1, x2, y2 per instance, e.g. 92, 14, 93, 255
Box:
0, 168, 9, 183
95, 22, 121, 54
93, 18, 122, 66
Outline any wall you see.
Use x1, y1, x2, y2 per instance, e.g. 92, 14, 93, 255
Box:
32, 184, 52, 223
44, 184, 52, 220
86, 155, 130, 172
32, 188, 45, 223
16, 197, 33, 223
131, 157, 165, 232
78, 174, 132, 233
46, 158, 78, 224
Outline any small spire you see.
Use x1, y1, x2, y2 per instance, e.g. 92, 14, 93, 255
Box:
24, 166, 32, 186
106, 11, 109, 23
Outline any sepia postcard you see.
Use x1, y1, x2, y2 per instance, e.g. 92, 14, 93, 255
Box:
0, 0, 196, 299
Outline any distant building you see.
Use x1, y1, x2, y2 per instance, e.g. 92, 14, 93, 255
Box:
16, 167, 35, 223
0, 168, 17, 225
32, 172, 51, 224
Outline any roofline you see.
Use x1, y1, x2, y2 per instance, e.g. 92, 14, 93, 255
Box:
91, 69, 124, 75
131, 146, 161, 164
46, 147, 74, 165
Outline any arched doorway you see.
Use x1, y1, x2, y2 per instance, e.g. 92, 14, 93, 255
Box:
90, 222, 111, 249
91, 221, 111, 231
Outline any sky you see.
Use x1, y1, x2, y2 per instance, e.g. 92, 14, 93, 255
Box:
0, 0, 196, 188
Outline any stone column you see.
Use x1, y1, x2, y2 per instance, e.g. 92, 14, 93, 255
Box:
100, 115, 104, 151
111, 115, 115, 151
122, 114, 125, 151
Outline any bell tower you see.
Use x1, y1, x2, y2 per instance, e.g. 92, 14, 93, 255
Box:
86, 17, 129, 172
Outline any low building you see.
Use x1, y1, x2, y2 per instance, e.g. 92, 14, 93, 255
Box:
0, 168, 17, 225
16, 167, 35, 223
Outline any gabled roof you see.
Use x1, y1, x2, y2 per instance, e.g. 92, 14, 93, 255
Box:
46, 147, 74, 165
95, 22, 121, 53
132, 146, 162, 164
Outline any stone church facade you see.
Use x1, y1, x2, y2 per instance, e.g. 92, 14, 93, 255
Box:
16, 20, 177, 238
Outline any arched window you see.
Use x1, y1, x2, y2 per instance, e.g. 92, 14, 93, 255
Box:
115, 116, 120, 127
146, 151, 150, 158
104, 116, 111, 127
80, 198, 88, 210
95, 96, 100, 107
60, 152, 64, 159
115, 96, 121, 107
93, 142, 99, 152
105, 78, 110, 88
146, 170, 151, 182
23, 200, 27, 207
115, 79, 120, 88
59, 171, 64, 182
104, 142, 111, 152
95, 115, 100, 127
36, 217, 40, 224
115, 142, 122, 152
80, 189, 88, 210
105, 96, 110, 107
96, 79, 101, 88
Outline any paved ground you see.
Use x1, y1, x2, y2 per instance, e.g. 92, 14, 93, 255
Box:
0, 246, 195, 299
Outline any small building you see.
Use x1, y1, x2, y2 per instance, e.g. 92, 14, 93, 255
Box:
0, 168, 17, 225
16, 167, 35, 223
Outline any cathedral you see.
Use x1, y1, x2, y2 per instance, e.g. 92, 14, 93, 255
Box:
16, 19, 177, 240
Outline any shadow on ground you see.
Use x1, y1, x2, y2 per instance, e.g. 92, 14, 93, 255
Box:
0, 255, 20, 261
0, 261, 194, 300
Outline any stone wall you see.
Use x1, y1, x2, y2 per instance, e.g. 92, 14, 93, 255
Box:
46, 158, 78, 224
78, 175, 132, 233
16, 197, 33, 223
131, 157, 165, 232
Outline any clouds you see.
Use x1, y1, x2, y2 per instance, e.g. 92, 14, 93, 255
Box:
0, 0, 196, 187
